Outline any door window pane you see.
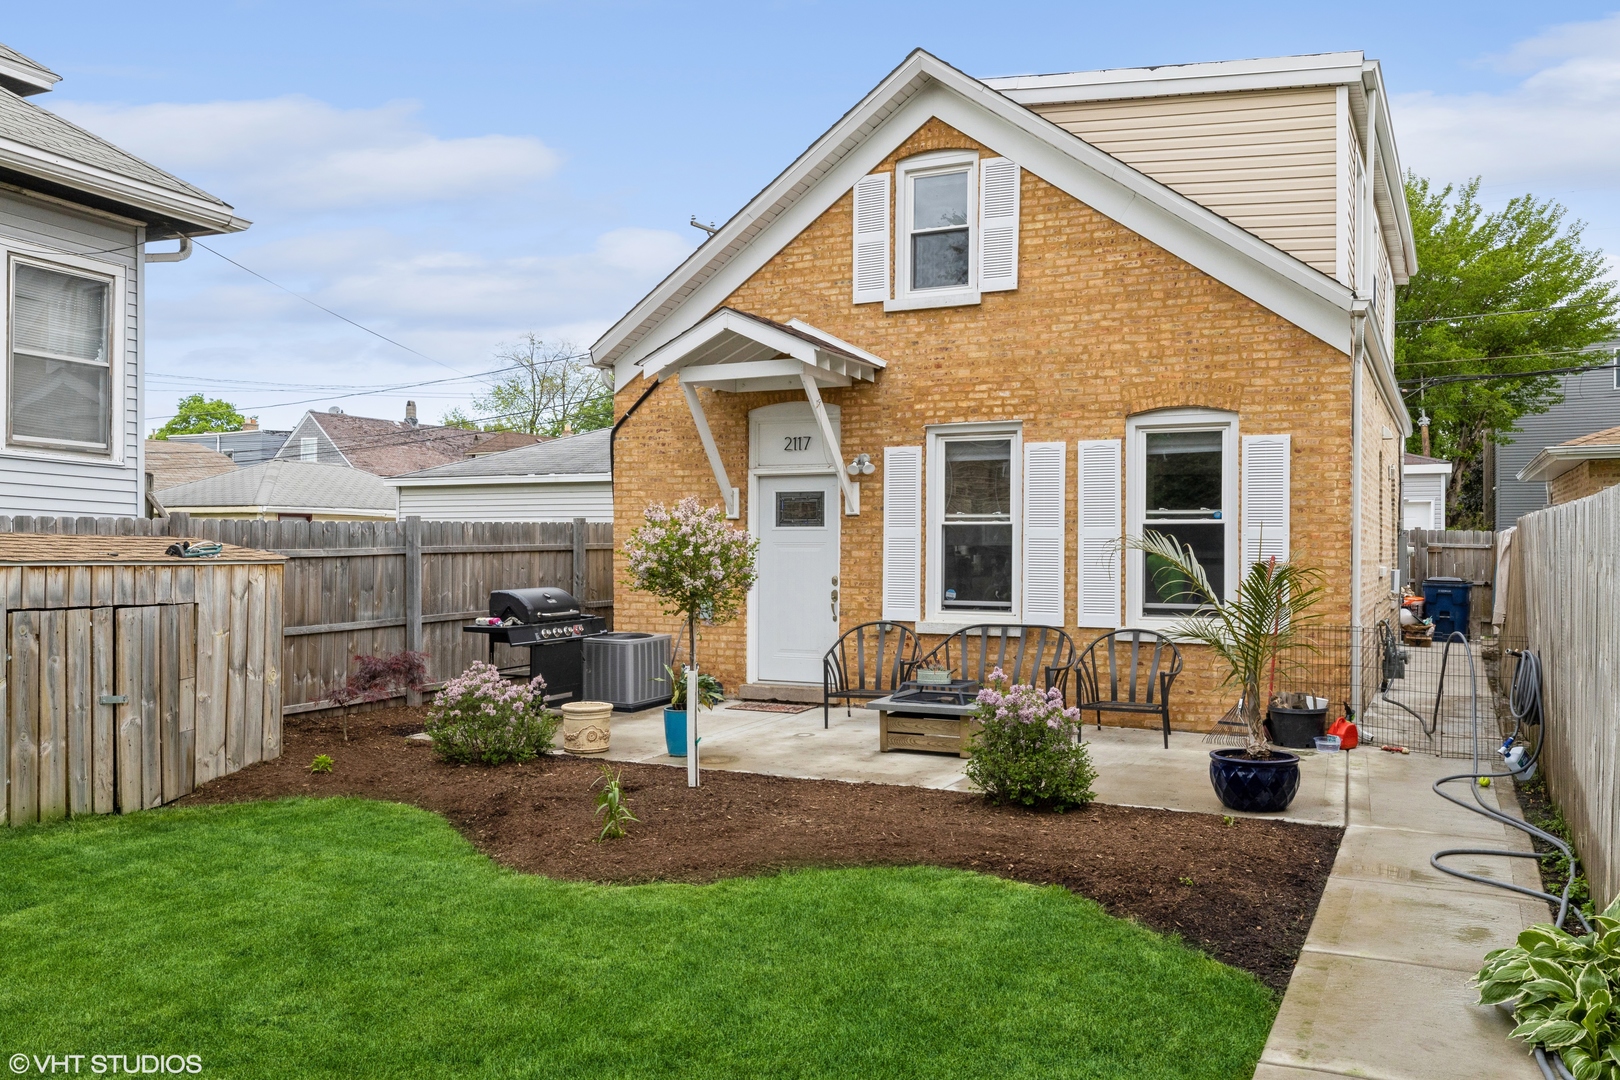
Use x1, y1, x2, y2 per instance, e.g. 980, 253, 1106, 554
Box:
775, 491, 825, 527
10, 262, 112, 450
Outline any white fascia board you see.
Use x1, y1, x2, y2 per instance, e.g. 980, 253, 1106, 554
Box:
386, 472, 612, 488
1403, 463, 1453, 476
1517, 445, 1620, 483
784, 319, 888, 367
642, 309, 821, 379
0, 55, 60, 96
1358, 62, 1417, 281
0, 137, 249, 234
606, 64, 1353, 392
1360, 311, 1413, 438
984, 51, 1366, 104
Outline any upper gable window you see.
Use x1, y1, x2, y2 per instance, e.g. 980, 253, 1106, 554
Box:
8, 258, 117, 456
852, 152, 1019, 311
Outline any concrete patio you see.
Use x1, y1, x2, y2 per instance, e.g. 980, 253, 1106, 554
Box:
595, 699, 1546, 1080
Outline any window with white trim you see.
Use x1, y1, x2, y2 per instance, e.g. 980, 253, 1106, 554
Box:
926, 423, 1020, 624
892, 151, 978, 310
8, 258, 115, 454
1126, 410, 1239, 625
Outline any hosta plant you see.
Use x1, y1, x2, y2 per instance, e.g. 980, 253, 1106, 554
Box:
1476, 894, 1620, 1078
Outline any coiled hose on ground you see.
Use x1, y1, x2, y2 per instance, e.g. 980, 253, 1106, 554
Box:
1423, 635, 1586, 1080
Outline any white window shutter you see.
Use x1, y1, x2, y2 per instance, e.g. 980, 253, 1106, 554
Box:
882, 445, 922, 621
978, 157, 1019, 292
1075, 440, 1122, 627
1021, 441, 1065, 626
852, 173, 891, 304
1241, 435, 1291, 576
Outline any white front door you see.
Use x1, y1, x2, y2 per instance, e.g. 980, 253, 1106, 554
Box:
756, 474, 840, 683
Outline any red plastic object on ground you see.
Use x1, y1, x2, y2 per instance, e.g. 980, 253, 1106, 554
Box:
1327, 717, 1359, 750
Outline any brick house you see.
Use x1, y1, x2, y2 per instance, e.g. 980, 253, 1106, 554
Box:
595, 50, 1416, 729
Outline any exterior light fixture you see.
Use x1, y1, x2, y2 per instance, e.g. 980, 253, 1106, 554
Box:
847, 453, 875, 476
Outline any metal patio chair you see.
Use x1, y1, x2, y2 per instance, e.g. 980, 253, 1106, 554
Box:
1073, 629, 1184, 748
822, 621, 920, 728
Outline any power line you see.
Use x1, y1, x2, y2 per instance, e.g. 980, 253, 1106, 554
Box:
1396, 301, 1616, 327
192, 239, 470, 377
1398, 348, 1616, 369
1400, 362, 1618, 393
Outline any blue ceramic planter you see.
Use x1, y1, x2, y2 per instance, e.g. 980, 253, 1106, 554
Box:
1209, 748, 1301, 813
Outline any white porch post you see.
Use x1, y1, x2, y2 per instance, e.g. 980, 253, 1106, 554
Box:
686, 666, 700, 787
798, 371, 860, 515
681, 380, 740, 518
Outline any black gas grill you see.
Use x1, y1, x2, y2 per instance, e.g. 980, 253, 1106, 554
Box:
463, 588, 604, 703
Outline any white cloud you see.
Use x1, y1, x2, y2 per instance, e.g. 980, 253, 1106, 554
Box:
1393, 13, 1620, 190
51, 95, 560, 212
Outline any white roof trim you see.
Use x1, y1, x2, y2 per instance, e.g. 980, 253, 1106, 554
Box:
1516, 443, 1620, 483
0, 53, 60, 97
0, 134, 249, 235
984, 51, 1366, 104
593, 50, 1353, 387
386, 473, 613, 489
641, 309, 883, 386
1403, 462, 1453, 476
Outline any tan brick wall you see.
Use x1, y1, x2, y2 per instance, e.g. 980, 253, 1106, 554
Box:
1358, 360, 1403, 628
1550, 459, 1620, 505
614, 117, 1368, 730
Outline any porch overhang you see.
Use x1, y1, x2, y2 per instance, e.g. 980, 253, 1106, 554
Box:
641, 309, 885, 519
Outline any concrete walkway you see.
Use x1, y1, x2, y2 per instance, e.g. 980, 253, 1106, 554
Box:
1254, 749, 1546, 1080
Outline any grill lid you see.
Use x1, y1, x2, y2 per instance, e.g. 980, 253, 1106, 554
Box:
490, 587, 580, 623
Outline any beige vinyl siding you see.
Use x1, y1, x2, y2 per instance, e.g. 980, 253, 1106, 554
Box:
1031, 87, 1339, 275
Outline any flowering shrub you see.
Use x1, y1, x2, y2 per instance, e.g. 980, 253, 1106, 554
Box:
965, 670, 1096, 811
623, 497, 758, 667
425, 661, 559, 765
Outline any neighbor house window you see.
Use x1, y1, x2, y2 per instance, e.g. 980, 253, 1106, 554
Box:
1126, 410, 1238, 625
8, 259, 114, 454
927, 424, 1020, 624
300, 437, 317, 462
893, 151, 978, 309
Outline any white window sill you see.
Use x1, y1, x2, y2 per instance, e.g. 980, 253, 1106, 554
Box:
884, 290, 980, 313
918, 617, 1023, 635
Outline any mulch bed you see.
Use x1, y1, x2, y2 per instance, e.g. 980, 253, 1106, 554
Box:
182, 707, 1341, 991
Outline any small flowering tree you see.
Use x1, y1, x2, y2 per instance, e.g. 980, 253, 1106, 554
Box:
622, 497, 758, 670
424, 661, 559, 765
965, 669, 1096, 811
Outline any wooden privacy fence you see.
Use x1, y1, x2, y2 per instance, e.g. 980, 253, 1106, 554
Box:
1501, 483, 1620, 909
1406, 528, 1497, 640
0, 514, 613, 715
0, 535, 283, 826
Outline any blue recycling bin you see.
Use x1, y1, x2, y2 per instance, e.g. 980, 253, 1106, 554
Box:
1423, 576, 1473, 641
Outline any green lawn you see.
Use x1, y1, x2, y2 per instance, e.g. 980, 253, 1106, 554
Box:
0, 798, 1275, 1078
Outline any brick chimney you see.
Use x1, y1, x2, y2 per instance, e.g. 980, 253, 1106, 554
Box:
406, 400, 418, 426
243, 417, 259, 431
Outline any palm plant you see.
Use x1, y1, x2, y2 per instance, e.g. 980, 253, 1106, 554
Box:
1128, 531, 1324, 758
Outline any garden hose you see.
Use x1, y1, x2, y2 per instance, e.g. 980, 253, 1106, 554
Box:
1423, 634, 1588, 1080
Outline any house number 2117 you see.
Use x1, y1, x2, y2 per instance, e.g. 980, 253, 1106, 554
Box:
783, 436, 812, 452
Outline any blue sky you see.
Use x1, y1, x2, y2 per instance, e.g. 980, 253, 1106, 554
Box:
7, 2, 1620, 432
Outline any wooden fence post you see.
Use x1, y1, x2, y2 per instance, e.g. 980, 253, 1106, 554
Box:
572, 518, 587, 602
404, 516, 423, 705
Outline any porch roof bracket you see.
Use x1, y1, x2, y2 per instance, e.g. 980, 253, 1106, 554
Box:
799, 370, 860, 516
681, 380, 739, 519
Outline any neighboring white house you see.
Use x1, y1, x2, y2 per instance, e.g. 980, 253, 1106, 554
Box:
1403, 452, 1452, 531
156, 460, 397, 522
387, 428, 611, 522
0, 41, 248, 517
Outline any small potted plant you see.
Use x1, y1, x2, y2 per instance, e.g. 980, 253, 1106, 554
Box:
1129, 532, 1324, 813
663, 665, 723, 757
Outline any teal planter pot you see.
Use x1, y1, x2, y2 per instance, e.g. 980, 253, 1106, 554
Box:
663, 708, 698, 757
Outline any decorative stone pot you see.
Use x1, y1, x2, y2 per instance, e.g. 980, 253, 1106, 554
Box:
1208, 748, 1301, 813
560, 700, 612, 755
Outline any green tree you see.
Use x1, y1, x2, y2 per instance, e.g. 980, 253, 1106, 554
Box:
153, 395, 247, 439
1397, 176, 1619, 528
439, 335, 611, 436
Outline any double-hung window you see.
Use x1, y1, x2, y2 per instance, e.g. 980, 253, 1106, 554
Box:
892, 151, 978, 310
926, 424, 1020, 625
8, 258, 116, 455
1126, 410, 1238, 625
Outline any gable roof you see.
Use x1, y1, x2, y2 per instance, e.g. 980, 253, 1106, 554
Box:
144, 439, 238, 491
591, 49, 1358, 381
287, 411, 544, 477
1516, 424, 1620, 484
0, 44, 59, 97
0, 41, 246, 238
155, 459, 396, 514
388, 427, 610, 484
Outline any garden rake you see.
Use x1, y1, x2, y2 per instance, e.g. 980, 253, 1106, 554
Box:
1203, 697, 1250, 746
